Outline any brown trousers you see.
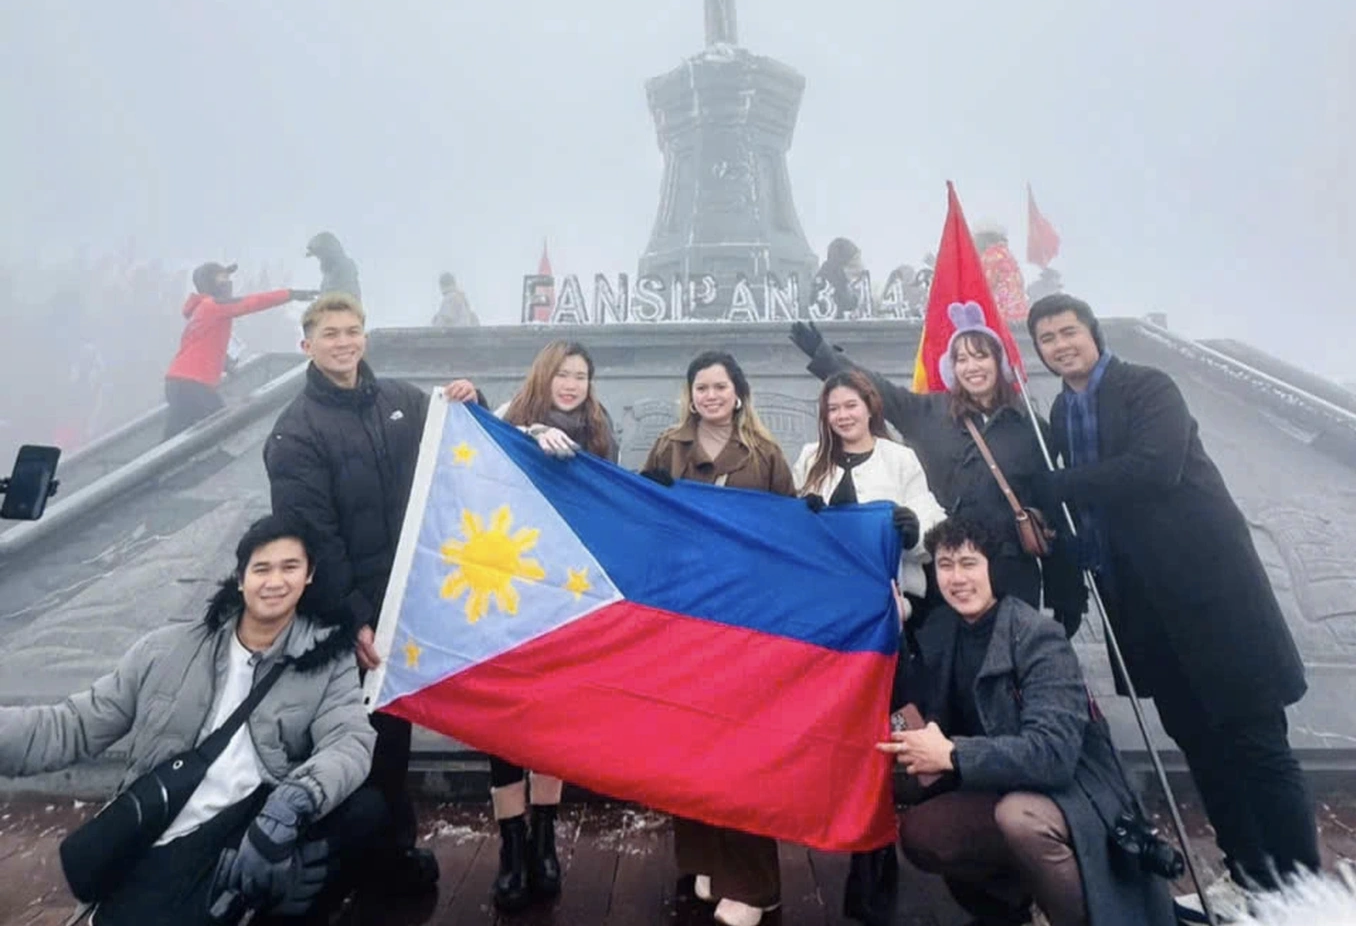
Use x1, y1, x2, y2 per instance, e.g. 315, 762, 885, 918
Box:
899, 791, 1088, 926
672, 816, 780, 907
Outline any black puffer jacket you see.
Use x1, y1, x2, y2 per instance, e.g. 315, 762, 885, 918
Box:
264, 361, 485, 629
805, 342, 1086, 628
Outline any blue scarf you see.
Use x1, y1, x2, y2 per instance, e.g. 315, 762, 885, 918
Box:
1064, 351, 1114, 571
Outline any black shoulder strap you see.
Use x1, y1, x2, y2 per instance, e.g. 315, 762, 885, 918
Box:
196, 659, 290, 765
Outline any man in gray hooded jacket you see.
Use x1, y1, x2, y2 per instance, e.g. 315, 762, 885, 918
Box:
0, 515, 379, 926
305, 232, 362, 301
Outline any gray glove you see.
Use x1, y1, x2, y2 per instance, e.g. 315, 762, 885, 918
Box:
229, 782, 317, 908
289, 288, 322, 302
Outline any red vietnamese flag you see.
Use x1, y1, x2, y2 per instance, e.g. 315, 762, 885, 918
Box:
1026, 184, 1061, 269
911, 183, 1028, 393
533, 239, 555, 322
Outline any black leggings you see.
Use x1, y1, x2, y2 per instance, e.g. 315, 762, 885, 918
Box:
163, 378, 225, 440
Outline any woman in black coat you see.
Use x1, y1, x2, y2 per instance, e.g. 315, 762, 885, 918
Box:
790, 316, 1086, 634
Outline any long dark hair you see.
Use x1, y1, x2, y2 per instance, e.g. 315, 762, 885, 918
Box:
503, 341, 613, 457
801, 370, 890, 497
947, 330, 1020, 420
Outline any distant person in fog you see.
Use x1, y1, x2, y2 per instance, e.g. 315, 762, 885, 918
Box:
813, 237, 865, 319
163, 262, 316, 440
305, 232, 361, 301
431, 272, 480, 327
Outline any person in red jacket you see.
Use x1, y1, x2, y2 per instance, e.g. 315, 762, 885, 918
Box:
164, 262, 316, 440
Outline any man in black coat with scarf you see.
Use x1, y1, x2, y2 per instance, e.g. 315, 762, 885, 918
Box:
264, 293, 486, 898
1027, 294, 1318, 913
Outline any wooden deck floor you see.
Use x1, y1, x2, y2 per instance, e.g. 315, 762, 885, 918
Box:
3, 794, 1355, 926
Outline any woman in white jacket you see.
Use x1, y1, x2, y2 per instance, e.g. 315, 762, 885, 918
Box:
794, 369, 947, 926
793, 370, 946, 619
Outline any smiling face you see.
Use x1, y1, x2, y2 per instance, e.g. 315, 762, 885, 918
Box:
1033, 310, 1101, 389
550, 353, 591, 413
303, 308, 367, 387
691, 363, 738, 426
826, 385, 871, 446
934, 540, 998, 620
240, 537, 311, 627
951, 333, 1000, 406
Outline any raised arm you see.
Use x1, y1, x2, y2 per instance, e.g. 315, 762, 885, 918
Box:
789, 321, 930, 438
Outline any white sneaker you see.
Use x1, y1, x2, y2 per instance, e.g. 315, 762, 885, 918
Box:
1175, 874, 1253, 923
713, 898, 779, 926
694, 874, 714, 903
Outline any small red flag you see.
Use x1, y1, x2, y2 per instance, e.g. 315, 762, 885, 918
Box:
912, 183, 1028, 393
534, 239, 555, 322
1026, 184, 1061, 269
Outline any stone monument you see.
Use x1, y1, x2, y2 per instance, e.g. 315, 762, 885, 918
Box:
638, 0, 819, 319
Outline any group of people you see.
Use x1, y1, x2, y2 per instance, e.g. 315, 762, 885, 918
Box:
0, 286, 1320, 926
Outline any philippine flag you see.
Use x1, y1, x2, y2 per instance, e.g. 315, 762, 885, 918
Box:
365, 398, 903, 852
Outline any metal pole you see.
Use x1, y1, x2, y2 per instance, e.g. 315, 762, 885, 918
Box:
1016, 378, 1218, 926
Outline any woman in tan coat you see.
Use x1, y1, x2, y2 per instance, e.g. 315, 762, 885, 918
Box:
641, 350, 794, 926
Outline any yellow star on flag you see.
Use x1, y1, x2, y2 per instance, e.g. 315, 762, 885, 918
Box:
564, 567, 592, 600
403, 638, 423, 669
450, 442, 477, 466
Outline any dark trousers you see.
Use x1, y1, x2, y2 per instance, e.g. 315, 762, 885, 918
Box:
1153, 655, 1319, 889
672, 816, 780, 908
369, 710, 418, 849
93, 786, 387, 926
164, 378, 225, 440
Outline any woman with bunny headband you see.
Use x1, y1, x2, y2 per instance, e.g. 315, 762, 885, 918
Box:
790, 304, 1086, 636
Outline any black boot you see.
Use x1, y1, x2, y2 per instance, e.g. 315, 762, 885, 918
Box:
529, 804, 562, 900
493, 815, 532, 913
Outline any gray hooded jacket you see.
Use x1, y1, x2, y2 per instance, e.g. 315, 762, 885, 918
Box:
0, 614, 374, 818
306, 232, 362, 302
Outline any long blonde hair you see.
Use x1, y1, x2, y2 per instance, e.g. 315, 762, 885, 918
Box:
670, 350, 779, 453
503, 341, 613, 457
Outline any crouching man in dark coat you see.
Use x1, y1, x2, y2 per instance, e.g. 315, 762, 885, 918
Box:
880, 517, 1175, 926
0, 516, 380, 926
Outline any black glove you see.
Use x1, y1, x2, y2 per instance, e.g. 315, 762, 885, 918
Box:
892, 505, 920, 550
804, 493, 826, 513
289, 288, 322, 302
789, 320, 824, 358
226, 783, 317, 908
639, 468, 674, 487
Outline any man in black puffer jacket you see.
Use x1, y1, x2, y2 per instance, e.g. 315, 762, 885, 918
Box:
264, 292, 485, 897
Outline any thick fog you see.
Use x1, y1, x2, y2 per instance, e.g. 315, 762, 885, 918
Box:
2, 0, 1354, 449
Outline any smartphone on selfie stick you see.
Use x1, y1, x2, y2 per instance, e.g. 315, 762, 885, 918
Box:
1, 445, 61, 521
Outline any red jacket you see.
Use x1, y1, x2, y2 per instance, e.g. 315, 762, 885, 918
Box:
165, 289, 291, 387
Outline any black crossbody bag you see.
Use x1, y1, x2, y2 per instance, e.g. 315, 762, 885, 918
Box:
59, 659, 290, 903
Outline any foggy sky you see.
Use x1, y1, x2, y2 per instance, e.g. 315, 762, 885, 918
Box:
2, 0, 1353, 376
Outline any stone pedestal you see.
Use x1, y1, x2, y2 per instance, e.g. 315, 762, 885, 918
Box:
639, 45, 818, 318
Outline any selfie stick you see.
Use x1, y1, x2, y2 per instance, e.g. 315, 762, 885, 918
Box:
1016, 378, 1218, 926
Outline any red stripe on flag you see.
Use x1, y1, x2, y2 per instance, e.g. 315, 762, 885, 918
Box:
383, 600, 898, 852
